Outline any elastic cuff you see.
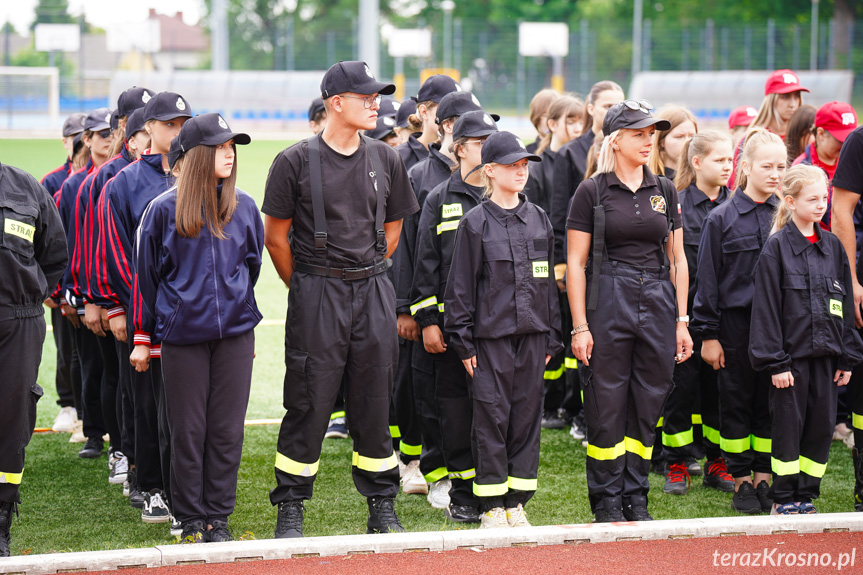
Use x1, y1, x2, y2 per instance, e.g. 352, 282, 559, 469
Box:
133, 331, 151, 346
150, 344, 161, 358
106, 306, 126, 319
417, 316, 440, 329
767, 363, 792, 375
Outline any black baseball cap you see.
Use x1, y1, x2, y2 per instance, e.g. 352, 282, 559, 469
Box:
167, 113, 250, 169
143, 91, 193, 122
378, 97, 399, 118
308, 97, 325, 120
602, 100, 671, 137
395, 99, 417, 129
367, 116, 398, 141
414, 74, 461, 104
117, 86, 155, 117
110, 109, 120, 131
481, 131, 541, 166
125, 108, 147, 141
84, 107, 113, 132
62, 112, 87, 137
453, 110, 499, 141
437, 92, 500, 124
320, 61, 395, 99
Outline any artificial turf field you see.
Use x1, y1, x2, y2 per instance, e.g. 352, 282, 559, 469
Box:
0, 138, 857, 555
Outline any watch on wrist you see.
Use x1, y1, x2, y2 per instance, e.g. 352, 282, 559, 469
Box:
676, 315, 690, 325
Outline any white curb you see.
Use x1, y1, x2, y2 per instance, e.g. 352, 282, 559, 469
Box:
1, 513, 861, 574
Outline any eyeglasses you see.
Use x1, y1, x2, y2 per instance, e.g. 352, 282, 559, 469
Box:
622, 99, 654, 114
464, 139, 486, 146
340, 94, 382, 109
95, 130, 112, 139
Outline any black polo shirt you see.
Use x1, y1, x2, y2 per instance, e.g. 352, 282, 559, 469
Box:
833, 126, 863, 197
262, 136, 418, 266
566, 168, 682, 269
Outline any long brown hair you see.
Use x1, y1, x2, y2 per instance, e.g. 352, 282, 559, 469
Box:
109, 120, 126, 157
536, 94, 584, 155
175, 144, 238, 239
529, 88, 560, 132
785, 105, 816, 164
673, 131, 732, 191
72, 134, 91, 170
584, 81, 623, 133
647, 105, 698, 176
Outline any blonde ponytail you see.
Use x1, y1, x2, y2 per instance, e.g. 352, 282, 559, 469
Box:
595, 130, 620, 176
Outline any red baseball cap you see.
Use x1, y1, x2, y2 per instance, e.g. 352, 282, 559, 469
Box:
764, 69, 810, 96
815, 101, 858, 143
728, 105, 758, 130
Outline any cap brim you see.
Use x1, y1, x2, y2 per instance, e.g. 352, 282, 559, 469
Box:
492, 151, 542, 165
202, 131, 251, 146
457, 127, 498, 139
828, 127, 856, 143
151, 111, 193, 121
341, 80, 396, 97
86, 121, 111, 132
771, 85, 810, 94
618, 117, 672, 132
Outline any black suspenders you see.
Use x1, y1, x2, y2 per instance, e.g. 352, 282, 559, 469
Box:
307, 133, 388, 261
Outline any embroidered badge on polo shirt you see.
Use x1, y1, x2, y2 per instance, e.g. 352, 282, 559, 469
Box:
650, 195, 667, 214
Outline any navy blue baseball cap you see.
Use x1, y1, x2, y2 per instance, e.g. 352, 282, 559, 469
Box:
481, 131, 541, 166
308, 97, 325, 120
143, 91, 193, 122
437, 92, 499, 124
117, 86, 155, 117
62, 112, 87, 137
367, 116, 398, 140
378, 97, 399, 118
414, 74, 461, 104
453, 110, 498, 141
395, 99, 417, 129
167, 113, 250, 168
125, 108, 147, 140
320, 61, 395, 99
84, 107, 113, 132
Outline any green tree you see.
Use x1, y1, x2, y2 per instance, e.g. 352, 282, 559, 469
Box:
30, 0, 75, 30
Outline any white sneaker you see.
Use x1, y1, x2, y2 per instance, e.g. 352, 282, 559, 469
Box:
834, 423, 852, 442
398, 458, 406, 478
506, 504, 531, 527
569, 421, 585, 440
480, 507, 508, 529
52, 406, 78, 433
108, 451, 129, 484
400, 460, 429, 495
69, 420, 86, 443
427, 478, 451, 509
170, 516, 182, 537
845, 432, 856, 449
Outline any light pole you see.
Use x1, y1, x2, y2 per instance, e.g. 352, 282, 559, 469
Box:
810, 0, 819, 70
442, 0, 455, 71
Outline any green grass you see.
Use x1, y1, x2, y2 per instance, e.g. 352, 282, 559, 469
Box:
0, 139, 858, 556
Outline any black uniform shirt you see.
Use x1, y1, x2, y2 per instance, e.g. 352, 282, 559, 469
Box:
693, 190, 779, 340
749, 221, 863, 374
411, 170, 483, 328
408, 143, 456, 209
396, 133, 428, 173
566, 168, 683, 269
527, 148, 556, 216
262, 136, 419, 266
833, 126, 863, 196
679, 183, 730, 313
0, 162, 68, 317
551, 129, 595, 263
444, 194, 564, 360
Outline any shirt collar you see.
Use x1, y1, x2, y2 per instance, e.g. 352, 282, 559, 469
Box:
604, 166, 659, 193
785, 218, 828, 255
732, 189, 779, 213
687, 184, 730, 206
483, 192, 530, 223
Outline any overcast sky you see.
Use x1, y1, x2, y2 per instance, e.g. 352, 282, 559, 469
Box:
7, 0, 205, 34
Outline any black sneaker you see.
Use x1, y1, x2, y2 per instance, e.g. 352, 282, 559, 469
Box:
142, 489, 171, 523
541, 410, 566, 430
128, 469, 145, 509
324, 417, 348, 439
275, 500, 304, 538
732, 482, 761, 514
445, 503, 480, 523
702, 458, 735, 492
755, 481, 773, 513
206, 519, 233, 543
622, 495, 653, 521
685, 457, 703, 476
593, 496, 624, 523
180, 519, 206, 544
78, 437, 104, 459
170, 517, 182, 537
0, 501, 14, 558
663, 462, 691, 495
367, 497, 405, 534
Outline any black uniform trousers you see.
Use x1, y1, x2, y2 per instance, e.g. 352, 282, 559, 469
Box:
391, 338, 422, 462
0, 316, 44, 503
76, 325, 106, 440
126, 324, 164, 493
114, 336, 135, 461
412, 343, 449, 483
433, 345, 476, 507
662, 346, 721, 462
96, 332, 120, 453
717, 307, 772, 478
851, 332, 863, 452
582, 263, 675, 510
50, 307, 77, 409
152, 357, 172, 505
162, 330, 254, 523
769, 356, 836, 504
271, 272, 399, 503
471, 333, 545, 511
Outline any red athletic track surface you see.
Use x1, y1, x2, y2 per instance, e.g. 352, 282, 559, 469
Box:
89, 532, 862, 575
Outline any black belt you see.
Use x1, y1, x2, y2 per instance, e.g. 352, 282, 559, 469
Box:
294, 259, 391, 281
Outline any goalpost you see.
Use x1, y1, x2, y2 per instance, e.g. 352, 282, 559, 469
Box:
0, 66, 60, 131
